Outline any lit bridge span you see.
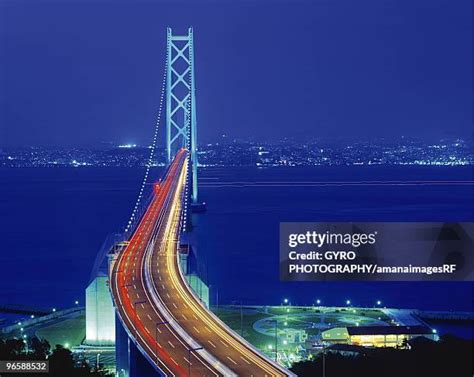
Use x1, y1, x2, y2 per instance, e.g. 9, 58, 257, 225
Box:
108, 27, 295, 377
110, 149, 293, 376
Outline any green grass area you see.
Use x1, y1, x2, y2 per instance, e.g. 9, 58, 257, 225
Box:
215, 307, 274, 349
216, 305, 393, 359
35, 314, 85, 349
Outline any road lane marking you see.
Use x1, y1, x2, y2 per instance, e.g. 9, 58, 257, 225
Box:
226, 356, 238, 365
167, 341, 175, 349
193, 326, 200, 333
207, 340, 216, 348
147, 314, 152, 320
220, 340, 229, 348
172, 303, 178, 309
181, 314, 187, 320
240, 356, 251, 365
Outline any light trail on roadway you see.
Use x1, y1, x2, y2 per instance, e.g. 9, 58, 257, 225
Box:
110, 149, 294, 376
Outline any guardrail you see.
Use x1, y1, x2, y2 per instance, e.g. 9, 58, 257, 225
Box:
1, 307, 84, 334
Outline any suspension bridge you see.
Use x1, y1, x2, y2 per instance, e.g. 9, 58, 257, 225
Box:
109, 28, 294, 377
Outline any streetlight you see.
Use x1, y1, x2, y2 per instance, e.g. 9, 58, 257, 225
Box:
376, 300, 382, 306
188, 346, 203, 377
133, 300, 146, 332
346, 300, 351, 306
209, 285, 219, 315
23, 336, 28, 353
239, 300, 244, 337
283, 298, 289, 305
316, 299, 321, 305
322, 342, 327, 377
269, 320, 278, 362
96, 353, 101, 370
75, 300, 79, 305
155, 321, 169, 366
113, 269, 123, 286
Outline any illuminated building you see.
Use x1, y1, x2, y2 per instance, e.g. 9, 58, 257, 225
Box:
322, 325, 437, 348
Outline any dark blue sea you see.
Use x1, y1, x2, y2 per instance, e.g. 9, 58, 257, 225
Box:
1, 166, 473, 337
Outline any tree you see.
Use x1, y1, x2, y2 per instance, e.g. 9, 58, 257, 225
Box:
1, 337, 113, 377
30, 337, 50, 359
48, 345, 76, 376
2, 338, 25, 358
290, 335, 473, 377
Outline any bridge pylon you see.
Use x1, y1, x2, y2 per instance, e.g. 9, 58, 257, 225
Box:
166, 27, 200, 206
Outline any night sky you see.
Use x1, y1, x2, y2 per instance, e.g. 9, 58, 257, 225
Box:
1, 0, 472, 147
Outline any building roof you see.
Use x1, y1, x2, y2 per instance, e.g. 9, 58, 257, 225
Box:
327, 344, 366, 353
347, 325, 432, 336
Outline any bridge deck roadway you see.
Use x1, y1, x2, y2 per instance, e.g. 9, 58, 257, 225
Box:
111, 149, 293, 377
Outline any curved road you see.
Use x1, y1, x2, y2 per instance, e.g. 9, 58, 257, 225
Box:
110, 149, 294, 376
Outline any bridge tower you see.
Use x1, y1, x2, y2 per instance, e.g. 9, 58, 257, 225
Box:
166, 27, 199, 204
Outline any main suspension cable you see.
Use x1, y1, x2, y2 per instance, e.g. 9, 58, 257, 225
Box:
124, 52, 168, 236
